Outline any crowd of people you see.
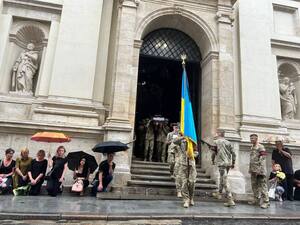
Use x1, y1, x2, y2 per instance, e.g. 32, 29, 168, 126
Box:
165, 126, 300, 208
0, 146, 115, 197
1, 126, 300, 209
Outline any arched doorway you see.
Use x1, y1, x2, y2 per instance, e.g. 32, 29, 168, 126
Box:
133, 28, 202, 161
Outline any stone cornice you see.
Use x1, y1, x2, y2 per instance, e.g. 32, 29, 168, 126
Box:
3, 0, 62, 14
119, 0, 140, 8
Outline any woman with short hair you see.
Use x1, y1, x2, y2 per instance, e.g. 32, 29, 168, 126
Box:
28, 150, 48, 195
46, 146, 68, 196
0, 148, 16, 194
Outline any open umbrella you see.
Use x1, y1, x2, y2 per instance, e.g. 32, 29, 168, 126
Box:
67, 151, 98, 173
92, 141, 129, 154
31, 132, 71, 143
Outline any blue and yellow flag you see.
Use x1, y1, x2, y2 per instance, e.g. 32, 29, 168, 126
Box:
180, 67, 197, 160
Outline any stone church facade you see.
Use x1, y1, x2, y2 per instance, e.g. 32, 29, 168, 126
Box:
0, 0, 299, 196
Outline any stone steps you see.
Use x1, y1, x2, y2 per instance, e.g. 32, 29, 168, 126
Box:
98, 186, 216, 200
131, 168, 210, 178
131, 163, 205, 173
127, 180, 217, 189
131, 174, 215, 184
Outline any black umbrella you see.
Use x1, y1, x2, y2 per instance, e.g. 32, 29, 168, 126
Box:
67, 151, 98, 173
92, 141, 129, 154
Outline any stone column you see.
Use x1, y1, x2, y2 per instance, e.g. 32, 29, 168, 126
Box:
215, 0, 245, 194
35, 21, 60, 97
103, 0, 139, 186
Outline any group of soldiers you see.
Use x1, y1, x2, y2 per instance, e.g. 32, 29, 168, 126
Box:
136, 118, 170, 162
166, 126, 270, 209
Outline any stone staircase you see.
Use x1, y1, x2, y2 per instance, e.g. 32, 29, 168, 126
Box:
98, 160, 218, 200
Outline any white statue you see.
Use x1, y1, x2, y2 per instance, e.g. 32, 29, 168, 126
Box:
11, 43, 39, 94
279, 77, 298, 120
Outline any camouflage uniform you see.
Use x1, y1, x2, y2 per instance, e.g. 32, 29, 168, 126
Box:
156, 125, 169, 162
173, 144, 182, 194
174, 136, 197, 207
144, 122, 154, 161
166, 131, 179, 176
249, 143, 269, 206
212, 138, 236, 200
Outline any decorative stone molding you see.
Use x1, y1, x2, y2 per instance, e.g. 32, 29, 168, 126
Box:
9, 21, 48, 51
201, 51, 219, 67
133, 39, 143, 49
3, 0, 62, 14
135, 7, 219, 53
119, 0, 140, 8
173, 4, 184, 15
216, 11, 234, 25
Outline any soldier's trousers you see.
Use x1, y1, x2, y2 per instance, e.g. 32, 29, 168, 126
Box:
179, 163, 197, 203
174, 157, 182, 192
144, 139, 154, 160
168, 152, 175, 175
157, 141, 167, 162
218, 166, 232, 198
250, 173, 269, 203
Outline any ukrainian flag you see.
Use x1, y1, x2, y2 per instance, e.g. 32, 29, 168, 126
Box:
180, 67, 197, 160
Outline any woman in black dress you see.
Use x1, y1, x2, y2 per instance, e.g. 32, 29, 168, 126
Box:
28, 150, 48, 195
73, 158, 90, 195
0, 148, 15, 194
46, 146, 68, 197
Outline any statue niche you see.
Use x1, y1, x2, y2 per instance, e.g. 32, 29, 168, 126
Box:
279, 77, 298, 120
11, 43, 39, 95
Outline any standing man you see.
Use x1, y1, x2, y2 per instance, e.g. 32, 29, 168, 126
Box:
166, 123, 179, 177
174, 133, 197, 208
144, 120, 154, 162
272, 137, 294, 201
211, 129, 236, 207
248, 134, 269, 209
156, 122, 169, 162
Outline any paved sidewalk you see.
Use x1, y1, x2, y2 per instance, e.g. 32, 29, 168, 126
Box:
0, 196, 300, 220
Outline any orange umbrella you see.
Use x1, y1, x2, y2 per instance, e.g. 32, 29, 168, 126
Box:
31, 132, 71, 143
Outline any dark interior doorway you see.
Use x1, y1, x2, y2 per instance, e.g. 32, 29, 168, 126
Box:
133, 28, 201, 160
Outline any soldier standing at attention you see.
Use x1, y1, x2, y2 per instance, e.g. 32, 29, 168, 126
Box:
248, 134, 269, 209
156, 122, 169, 162
144, 120, 154, 162
211, 129, 236, 207
174, 133, 197, 208
166, 123, 179, 177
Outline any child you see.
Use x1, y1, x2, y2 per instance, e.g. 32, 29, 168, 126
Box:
269, 164, 286, 201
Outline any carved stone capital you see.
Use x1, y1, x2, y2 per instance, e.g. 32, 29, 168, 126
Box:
216, 11, 235, 25
119, 0, 140, 8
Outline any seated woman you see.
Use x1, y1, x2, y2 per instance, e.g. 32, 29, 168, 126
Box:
28, 150, 48, 195
13, 148, 32, 189
46, 146, 68, 197
0, 148, 16, 194
72, 158, 90, 195
91, 153, 115, 196
294, 170, 300, 201
269, 164, 287, 202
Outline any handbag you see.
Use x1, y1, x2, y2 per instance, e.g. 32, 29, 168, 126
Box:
268, 180, 277, 199
71, 178, 84, 192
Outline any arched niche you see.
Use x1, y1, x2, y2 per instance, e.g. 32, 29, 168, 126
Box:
0, 19, 50, 96
278, 59, 300, 120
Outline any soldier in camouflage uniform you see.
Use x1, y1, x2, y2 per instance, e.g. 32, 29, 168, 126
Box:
166, 124, 179, 177
211, 129, 236, 207
174, 134, 197, 208
144, 120, 154, 162
248, 134, 269, 209
156, 122, 169, 162
173, 143, 183, 198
